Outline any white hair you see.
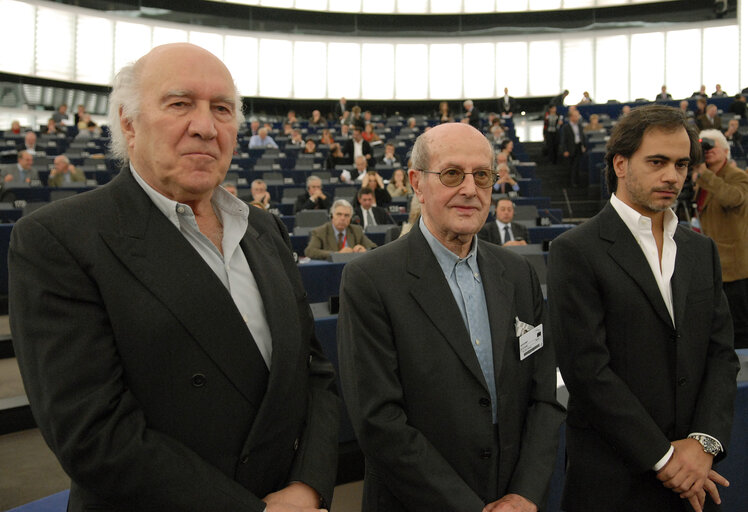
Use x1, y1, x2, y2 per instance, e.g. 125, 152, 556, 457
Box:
331, 199, 353, 215
107, 56, 245, 165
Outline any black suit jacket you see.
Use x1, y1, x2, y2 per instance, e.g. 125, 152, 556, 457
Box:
478, 221, 529, 245
10, 170, 340, 511
338, 227, 565, 511
466, 107, 481, 129
341, 139, 373, 165
353, 205, 395, 226
559, 122, 586, 156
547, 203, 738, 512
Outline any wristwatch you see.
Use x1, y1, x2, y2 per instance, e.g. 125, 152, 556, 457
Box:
688, 434, 721, 456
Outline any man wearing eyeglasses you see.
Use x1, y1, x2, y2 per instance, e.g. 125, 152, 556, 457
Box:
338, 122, 565, 512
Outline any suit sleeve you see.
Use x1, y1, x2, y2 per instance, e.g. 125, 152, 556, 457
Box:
697, 165, 748, 209
547, 234, 673, 471
9, 216, 268, 511
304, 227, 334, 260
337, 262, 486, 512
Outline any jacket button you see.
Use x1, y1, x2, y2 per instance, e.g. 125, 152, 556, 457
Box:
480, 449, 491, 459
479, 397, 490, 407
678, 377, 687, 386
191, 373, 206, 387
240, 455, 249, 464
293, 438, 300, 451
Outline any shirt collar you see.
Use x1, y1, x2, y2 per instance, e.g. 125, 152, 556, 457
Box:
610, 193, 678, 238
419, 217, 480, 279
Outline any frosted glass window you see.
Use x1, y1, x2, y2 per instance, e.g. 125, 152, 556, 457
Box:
563, 0, 594, 7
630, 32, 664, 101
363, 0, 395, 12
294, 41, 327, 98
259, 39, 292, 97
328, 0, 361, 12
397, 0, 428, 13
528, 40, 560, 95
295, 0, 327, 9
497, 0, 529, 11
703, 26, 738, 95
189, 31, 224, 59
76, 16, 113, 85
327, 43, 361, 98
496, 42, 528, 96
464, 43, 495, 99
232, 0, 260, 4
464, 0, 495, 12
225, 35, 258, 96
0, 0, 35, 75
395, 44, 428, 99
430, 0, 458, 13
562, 38, 594, 104
362, 44, 395, 99
429, 44, 462, 99
665, 29, 700, 100
529, 0, 562, 10
152, 26, 188, 47
36, 7, 75, 80
595, 35, 629, 103
114, 22, 152, 72
261, 0, 293, 7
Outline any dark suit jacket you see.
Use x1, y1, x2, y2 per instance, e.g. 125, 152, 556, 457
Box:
337, 227, 565, 511
559, 122, 586, 156
294, 191, 332, 214
478, 221, 529, 245
696, 114, 722, 131
304, 222, 376, 260
466, 107, 481, 129
353, 206, 395, 226
547, 203, 739, 512
341, 139, 373, 165
9, 170, 339, 511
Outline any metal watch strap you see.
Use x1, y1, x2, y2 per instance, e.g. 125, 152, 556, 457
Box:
688, 434, 721, 456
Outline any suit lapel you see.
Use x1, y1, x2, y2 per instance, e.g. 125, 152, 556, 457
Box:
600, 203, 673, 328
100, 171, 268, 407
406, 227, 488, 390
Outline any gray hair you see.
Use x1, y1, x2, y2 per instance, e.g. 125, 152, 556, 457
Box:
699, 128, 730, 156
331, 199, 353, 215
107, 57, 245, 165
306, 175, 322, 187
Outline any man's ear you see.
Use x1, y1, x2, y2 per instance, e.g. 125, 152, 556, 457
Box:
120, 106, 135, 141
409, 169, 424, 204
613, 154, 627, 181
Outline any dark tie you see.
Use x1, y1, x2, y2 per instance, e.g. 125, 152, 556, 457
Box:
503, 225, 511, 244
337, 232, 344, 250
366, 209, 375, 227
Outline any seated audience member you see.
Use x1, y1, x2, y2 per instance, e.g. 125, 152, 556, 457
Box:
584, 113, 603, 132
543, 105, 562, 164
362, 123, 380, 144
578, 91, 593, 104
77, 113, 91, 131
339, 155, 369, 184
499, 138, 515, 161
678, 100, 693, 118
286, 110, 298, 124
43, 117, 65, 135
398, 195, 421, 238
487, 123, 506, 145
724, 119, 744, 158
438, 101, 453, 123
691, 84, 708, 99
288, 129, 304, 147
1, 150, 37, 185
354, 187, 395, 229
17, 131, 38, 155
386, 168, 412, 197
51, 104, 69, 126
48, 155, 86, 187
697, 103, 722, 131
493, 163, 519, 196
281, 123, 293, 136
75, 117, 100, 140
325, 142, 346, 170
405, 117, 419, 133
728, 94, 747, 118
246, 118, 260, 136
248, 127, 278, 149
338, 124, 351, 139
250, 178, 271, 209
379, 143, 400, 168
318, 129, 334, 145
304, 199, 376, 260
620, 104, 632, 117
342, 127, 373, 165
294, 175, 330, 213
693, 97, 707, 118
303, 139, 317, 155
74, 104, 86, 125
360, 169, 391, 206
478, 197, 528, 246
349, 106, 365, 131
9, 120, 22, 135
712, 84, 728, 97
655, 85, 672, 101
309, 109, 326, 127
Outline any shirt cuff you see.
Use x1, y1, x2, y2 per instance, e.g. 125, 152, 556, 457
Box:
688, 432, 724, 453
653, 445, 674, 471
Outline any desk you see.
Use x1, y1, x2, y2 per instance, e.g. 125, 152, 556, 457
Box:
290, 231, 386, 256
527, 224, 574, 244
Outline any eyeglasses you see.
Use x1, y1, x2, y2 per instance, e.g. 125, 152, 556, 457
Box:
419, 168, 497, 189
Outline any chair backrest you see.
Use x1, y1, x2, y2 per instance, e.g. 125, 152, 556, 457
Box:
262, 171, 284, 184
292, 226, 318, 236
295, 209, 329, 228
513, 204, 539, 221
383, 225, 401, 244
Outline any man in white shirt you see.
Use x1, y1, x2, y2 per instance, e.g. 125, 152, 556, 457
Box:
548, 104, 738, 512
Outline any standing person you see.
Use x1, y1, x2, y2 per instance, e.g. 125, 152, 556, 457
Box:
548, 105, 739, 512
462, 99, 481, 129
694, 129, 748, 349
9, 43, 339, 512
560, 109, 586, 186
338, 122, 565, 512
543, 105, 562, 164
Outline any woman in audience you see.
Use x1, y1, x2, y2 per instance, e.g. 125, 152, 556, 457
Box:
9, 120, 22, 135
303, 139, 317, 154
386, 168, 412, 198
319, 129, 335, 145
362, 123, 380, 144
584, 113, 603, 132
399, 196, 422, 238
325, 142, 347, 169
438, 101, 453, 123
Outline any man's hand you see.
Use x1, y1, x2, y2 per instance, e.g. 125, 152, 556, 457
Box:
4, 174, 13, 182
563, 151, 570, 158
352, 244, 368, 253
263, 482, 326, 512
483, 493, 537, 512
504, 240, 527, 247
339, 246, 354, 254
657, 438, 724, 511
692, 162, 707, 182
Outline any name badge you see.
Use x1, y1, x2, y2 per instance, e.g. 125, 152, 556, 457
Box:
519, 324, 543, 361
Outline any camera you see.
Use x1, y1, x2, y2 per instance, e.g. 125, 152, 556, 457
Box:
700, 137, 715, 153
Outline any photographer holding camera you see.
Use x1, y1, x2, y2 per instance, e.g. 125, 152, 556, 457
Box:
694, 129, 748, 348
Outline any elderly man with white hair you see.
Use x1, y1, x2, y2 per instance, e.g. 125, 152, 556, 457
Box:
9, 43, 339, 512
48, 154, 86, 187
694, 128, 748, 348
